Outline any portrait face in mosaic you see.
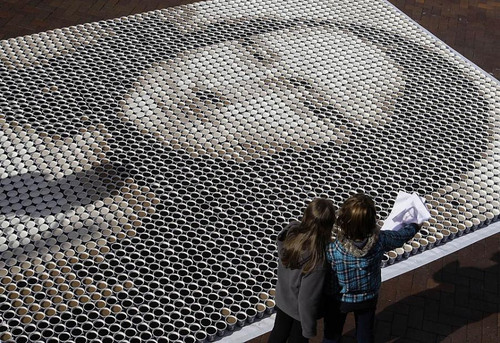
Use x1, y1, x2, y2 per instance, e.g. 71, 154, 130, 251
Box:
0, 1, 499, 341
118, 10, 494, 221
121, 22, 401, 161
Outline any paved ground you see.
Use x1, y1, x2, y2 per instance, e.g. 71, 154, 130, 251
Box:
1, 1, 499, 343
0, 0, 198, 40
251, 233, 500, 343
388, 0, 500, 80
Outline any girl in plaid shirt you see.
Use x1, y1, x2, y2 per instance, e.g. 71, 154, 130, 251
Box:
323, 194, 419, 343
268, 198, 336, 343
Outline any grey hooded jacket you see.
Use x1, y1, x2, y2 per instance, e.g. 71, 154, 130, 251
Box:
274, 222, 327, 338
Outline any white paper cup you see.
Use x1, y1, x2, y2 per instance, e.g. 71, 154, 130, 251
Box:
380, 254, 389, 268
418, 238, 428, 253
387, 250, 397, 265
246, 307, 258, 324
411, 241, 420, 255
236, 312, 247, 327
427, 236, 436, 249
419, 229, 429, 237
395, 247, 404, 261
215, 320, 227, 337
403, 243, 412, 258
205, 325, 217, 342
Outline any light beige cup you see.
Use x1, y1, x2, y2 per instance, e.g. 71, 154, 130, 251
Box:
258, 292, 269, 301
395, 247, 404, 262
449, 226, 458, 240
221, 307, 231, 317
434, 232, 443, 245
440, 228, 450, 242
463, 220, 473, 233
226, 315, 237, 331
471, 218, 481, 231
387, 250, 397, 265
403, 244, 412, 258
427, 236, 436, 249
410, 241, 420, 255
456, 223, 466, 237
418, 238, 428, 253
265, 299, 276, 314
255, 303, 266, 319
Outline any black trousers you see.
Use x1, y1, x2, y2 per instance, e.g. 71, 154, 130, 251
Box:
323, 297, 377, 343
268, 307, 309, 343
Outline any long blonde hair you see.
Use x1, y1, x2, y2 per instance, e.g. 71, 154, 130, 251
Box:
281, 198, 336, 274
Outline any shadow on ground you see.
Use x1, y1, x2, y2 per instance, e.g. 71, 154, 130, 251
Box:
339, 252, 499, 343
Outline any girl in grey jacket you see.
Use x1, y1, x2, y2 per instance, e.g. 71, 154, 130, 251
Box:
268, 198, 336, 343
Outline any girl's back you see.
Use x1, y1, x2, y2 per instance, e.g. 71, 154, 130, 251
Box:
323, 193, 419, 343
327, 224, 418, 303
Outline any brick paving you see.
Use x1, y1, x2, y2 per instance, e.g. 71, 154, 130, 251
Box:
0, 0, 199, 41
250, 233, 500, 343
388, 0, 500, 80
0, 1, 499, 343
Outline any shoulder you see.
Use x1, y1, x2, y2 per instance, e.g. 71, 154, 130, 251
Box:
279, 221, 300, 239
277, 221, 301, 248
326, 239, 342, 256
327, 239, 340, 249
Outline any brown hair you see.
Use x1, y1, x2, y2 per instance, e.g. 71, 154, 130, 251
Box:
336, 193, 377, 241
281, 198, 336, 274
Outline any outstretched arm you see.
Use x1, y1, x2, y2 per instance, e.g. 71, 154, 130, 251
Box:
380, 223, 419, 251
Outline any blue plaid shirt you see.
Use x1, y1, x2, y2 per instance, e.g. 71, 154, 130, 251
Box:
326, 224, 418, 303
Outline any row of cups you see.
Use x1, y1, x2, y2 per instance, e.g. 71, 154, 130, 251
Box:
0, 301, 277, 343
381, 223, 477, 267
171, 295, 276, 343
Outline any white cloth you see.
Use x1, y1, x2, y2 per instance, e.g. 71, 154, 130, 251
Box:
381, 191, 431, 231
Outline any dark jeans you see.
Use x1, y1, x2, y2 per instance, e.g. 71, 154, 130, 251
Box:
323, 298, 376, 343
268, 307, 309, 343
